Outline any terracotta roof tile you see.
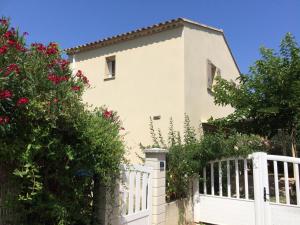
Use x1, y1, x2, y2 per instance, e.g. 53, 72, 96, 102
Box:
64, 18, 223, 55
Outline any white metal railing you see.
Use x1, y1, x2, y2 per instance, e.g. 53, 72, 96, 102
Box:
201, 157, 253, 200
267, 154, 300, 205
200, 153, 300, 206
195, 152, 300, 225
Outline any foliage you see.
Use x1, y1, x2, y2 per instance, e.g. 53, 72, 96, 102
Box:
0, 17, 125, 225
148, 115, 265, 201
212, 33, 300, 157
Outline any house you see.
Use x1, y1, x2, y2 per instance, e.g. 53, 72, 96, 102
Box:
65, 18, 240, 163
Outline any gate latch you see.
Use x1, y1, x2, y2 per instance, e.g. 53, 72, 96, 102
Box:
264, 187, 267, 202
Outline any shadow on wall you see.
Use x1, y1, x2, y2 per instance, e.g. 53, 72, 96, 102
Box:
74, 27, 183, 62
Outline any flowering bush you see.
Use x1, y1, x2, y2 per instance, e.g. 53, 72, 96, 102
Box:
0, 17, 124, 225
147, 115, 266, 202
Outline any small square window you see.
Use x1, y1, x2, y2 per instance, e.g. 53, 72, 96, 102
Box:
105, 56, 116, 80
207, 60, 220, 92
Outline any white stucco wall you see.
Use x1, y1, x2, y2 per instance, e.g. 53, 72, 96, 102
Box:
72, 28, 185, 163
70, 23, 240, 163
183, 23, 239, 129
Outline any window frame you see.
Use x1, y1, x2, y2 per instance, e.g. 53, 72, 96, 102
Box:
104, 55, 116, 80
207, 59, 220, 93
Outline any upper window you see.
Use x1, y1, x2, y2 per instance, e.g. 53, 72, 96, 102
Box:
105, 56, 116, 80
207, 60, 220, 92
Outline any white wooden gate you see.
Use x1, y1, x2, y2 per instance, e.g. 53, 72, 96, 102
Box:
112, 164, 152, 225
193, 152, 300, 225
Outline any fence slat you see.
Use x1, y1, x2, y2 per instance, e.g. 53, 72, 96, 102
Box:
273, 161, 279, 203
219, 161, 222, 196
244, 159, 249, 199
203, 167, 207, 195
227, 160, 231, 197
294, 163, 300, 205
284, 162, 290, 204
235, 159, 240, 198
211, 163, 214, 195
128, 171, 135, 214
135, 172, 141, 212
141, 173, 148, 210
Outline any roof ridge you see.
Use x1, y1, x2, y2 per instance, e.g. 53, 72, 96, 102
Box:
65, 18, 223, 54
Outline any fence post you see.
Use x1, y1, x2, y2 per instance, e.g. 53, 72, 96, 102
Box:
144, 148, 168, 225
252, 152, 270, 225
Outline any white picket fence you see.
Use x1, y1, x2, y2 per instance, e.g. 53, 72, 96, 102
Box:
193, 152, 300, 225
111, 164, 152, 225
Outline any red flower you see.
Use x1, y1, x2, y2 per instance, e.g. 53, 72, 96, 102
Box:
32, 43, 46, 53
76, 70, 83, 77
75, 70, 90, 85
59, 59, 70, 69
46, 42, 58, 55
49, 42, 58, 48
3, 31, 13, 39
0, 116, 10, 125
5, 64, 19, 76
49, 59, 70, 70
15, 43, 26, 52
7, 39, 16, 46
17, 97, 29, 105
48, 74, 59, 84
82, 76, 89, 84
0, 45, 8, 55
37, 45, 46, 52
48, 74, 69, 84
103, 110, 113, 119
53, 98, 59, 103
71, 86, 81, 91
46, 48, 58, 55
0, 19, 8, 26
0, 90, 13, 99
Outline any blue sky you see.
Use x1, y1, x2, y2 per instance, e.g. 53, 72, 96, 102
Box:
0, 0, 299, 73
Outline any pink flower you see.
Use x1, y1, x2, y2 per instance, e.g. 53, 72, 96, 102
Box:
17, 97, 29, 105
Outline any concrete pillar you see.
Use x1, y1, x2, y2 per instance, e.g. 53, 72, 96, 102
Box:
144, 148, 168, 225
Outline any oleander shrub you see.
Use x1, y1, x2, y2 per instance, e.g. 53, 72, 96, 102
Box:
0, 17, 125, 225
